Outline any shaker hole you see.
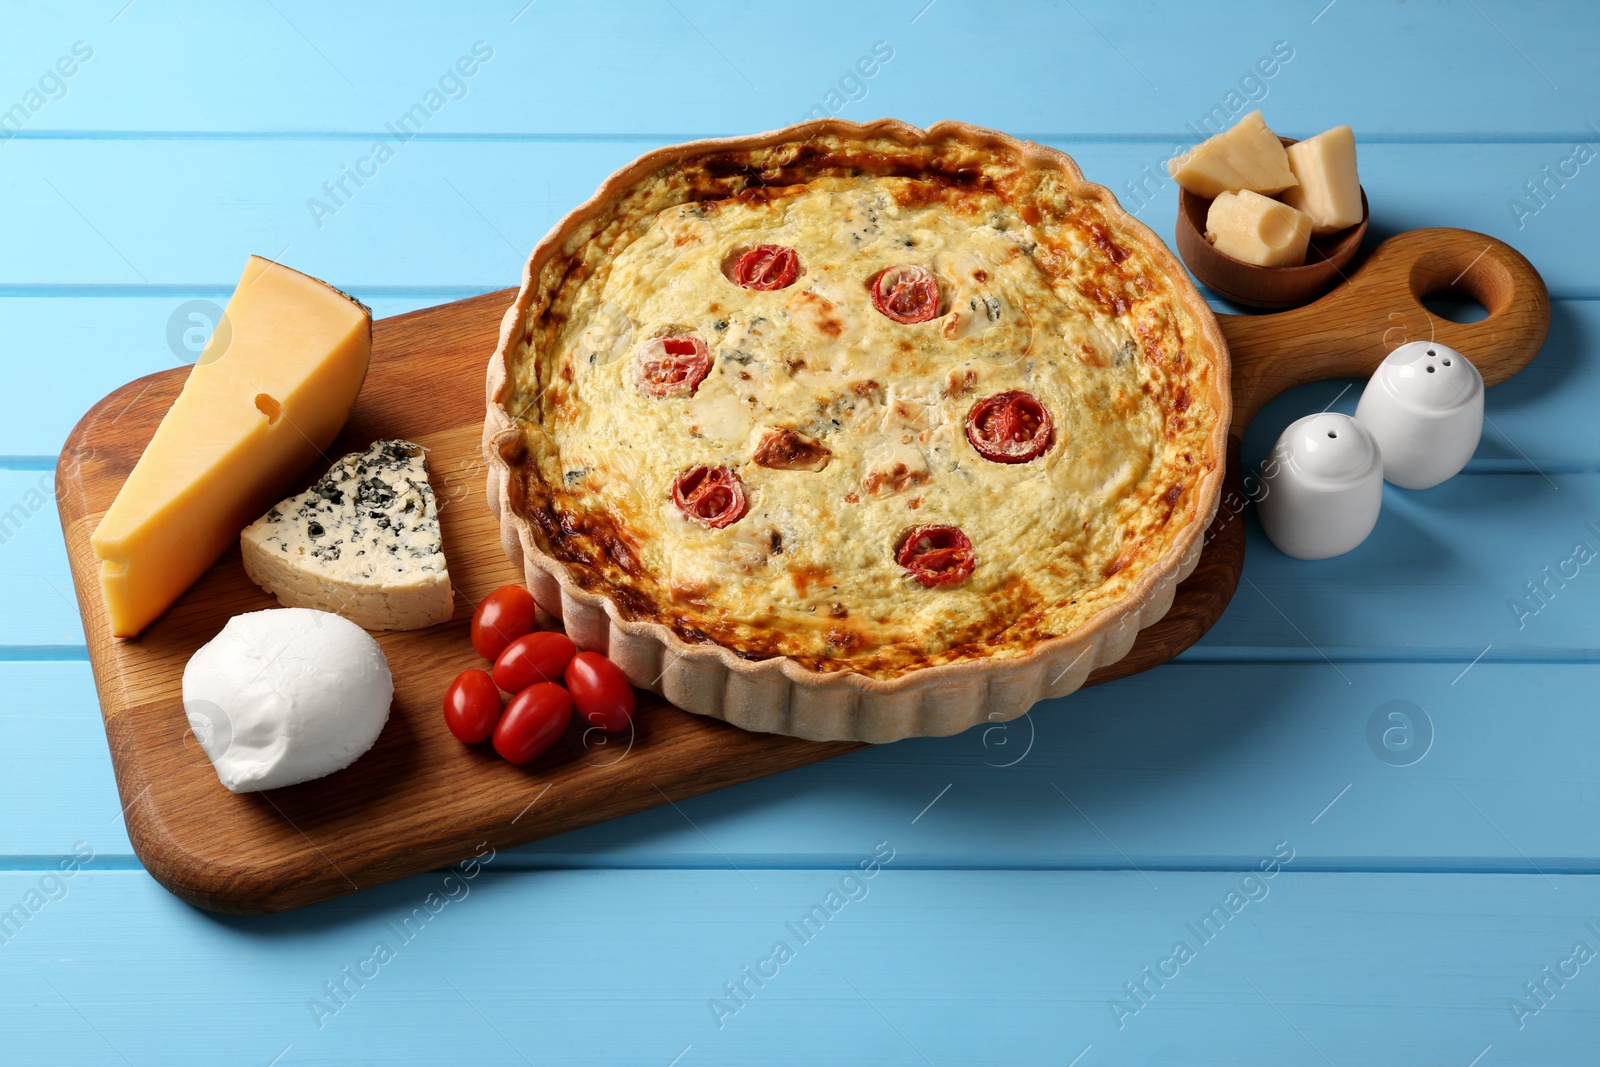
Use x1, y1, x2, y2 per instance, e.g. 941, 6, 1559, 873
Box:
1427, 366, 1436, 373
1327, 431, 1337, 438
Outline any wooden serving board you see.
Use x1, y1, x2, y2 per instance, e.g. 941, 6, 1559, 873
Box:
57, 227, 1548, 914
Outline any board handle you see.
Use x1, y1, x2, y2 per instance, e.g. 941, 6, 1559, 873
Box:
1215, 227, 1550, 439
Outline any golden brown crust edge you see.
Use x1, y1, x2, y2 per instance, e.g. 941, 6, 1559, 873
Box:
483, 118, 1231, 743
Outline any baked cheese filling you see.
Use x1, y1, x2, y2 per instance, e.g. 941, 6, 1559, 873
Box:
510, 168, 1217, 678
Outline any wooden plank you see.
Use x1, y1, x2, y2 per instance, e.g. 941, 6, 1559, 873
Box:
1, 869, 1594, 1064
0, 471, 84, 646
2, 141, 1596, 296
490, 661, 1600, 873
0, 662, 130, 857
1195, 469, 1600, 655
5, 658, 1596, 870
5, 1, 1598, 138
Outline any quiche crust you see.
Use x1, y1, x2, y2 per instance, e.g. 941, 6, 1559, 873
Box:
484, 119, 1229, 741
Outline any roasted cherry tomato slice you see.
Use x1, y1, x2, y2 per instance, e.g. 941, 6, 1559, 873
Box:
871, 264, 940, 324
635, 335, 712, 398
492, 631, 578, 693
493, 682, 573, 764
732, 244, 800, 290
966, 390, 1056, 464
443, 669, 503, 744
565, 651, 636, 733
671, 465, 748, 528
470, 584, 539, 660
896, 524, 976, 588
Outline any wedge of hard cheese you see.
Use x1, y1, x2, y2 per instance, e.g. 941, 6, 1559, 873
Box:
241, 440, 454, 631
1280, 125, 1363, 236
91, 256, 371, 637
1205, 189, 1313, 268
1167, 110, 1298, 199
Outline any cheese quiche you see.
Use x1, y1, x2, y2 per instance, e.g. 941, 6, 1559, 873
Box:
484, 120, 1229, 741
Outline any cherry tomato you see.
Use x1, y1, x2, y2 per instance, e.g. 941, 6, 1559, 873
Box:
671, 465, 748, 528
966, 391, 1056, 464
635, 334, 712, 398
492, 631, 578, 693
470, 584, 538, 660
871, 264, 940, 324
896, 524, 976, 588
493, 682, 572, 764
443, 669, 503, 744
565, 651, 636, 732
732, 244, 800, 290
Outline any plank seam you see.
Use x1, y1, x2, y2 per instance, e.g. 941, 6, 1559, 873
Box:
0, 858, 1595, 875
6, 130, 1600, 145
0, 646, 91, 661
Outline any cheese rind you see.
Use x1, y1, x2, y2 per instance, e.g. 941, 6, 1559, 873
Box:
1279, 125, 1363, 236
1166, 110, 1298, 198
240, 440, 454, 631
1205, 190, 1313, 268
91, 256, 371, 637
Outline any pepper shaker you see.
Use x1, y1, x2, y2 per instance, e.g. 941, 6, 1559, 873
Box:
1354, 341, 1484, 490
1256, 412, 1385, 560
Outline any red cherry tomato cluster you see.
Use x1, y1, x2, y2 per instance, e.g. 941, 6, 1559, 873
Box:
445, 585, 636, 765
896, 523, 977, 588
634, 334, 713, 398
671, 464, 749, 528
965, 390, 1055, 464
871, 264, 941, 324
732, 243, 800, 291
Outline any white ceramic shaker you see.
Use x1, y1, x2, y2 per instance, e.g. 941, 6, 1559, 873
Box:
1354, 341, 1484, 490
1256, 412, 1385, 560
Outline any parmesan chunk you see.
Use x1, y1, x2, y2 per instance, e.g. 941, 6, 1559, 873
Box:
1279, 125, 1363, 236
1166, 110, 1298, 198
1205, 190, 1313, 268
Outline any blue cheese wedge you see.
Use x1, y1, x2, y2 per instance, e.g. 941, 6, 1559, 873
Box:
240, 440, 454, 630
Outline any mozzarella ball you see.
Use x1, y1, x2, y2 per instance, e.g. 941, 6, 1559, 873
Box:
182, 608, 394, 793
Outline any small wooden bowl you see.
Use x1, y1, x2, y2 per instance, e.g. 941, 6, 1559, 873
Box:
1174, 137, 1369, 309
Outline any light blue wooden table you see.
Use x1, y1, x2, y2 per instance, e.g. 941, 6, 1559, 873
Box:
3, 2, 1597, 1062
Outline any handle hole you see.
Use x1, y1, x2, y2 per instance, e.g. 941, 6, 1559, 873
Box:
1421, 292, 1490, 324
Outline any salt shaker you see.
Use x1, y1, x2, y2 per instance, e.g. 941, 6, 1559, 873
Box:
1256, 412, 1384, 560
1354, 341, 1484, 490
